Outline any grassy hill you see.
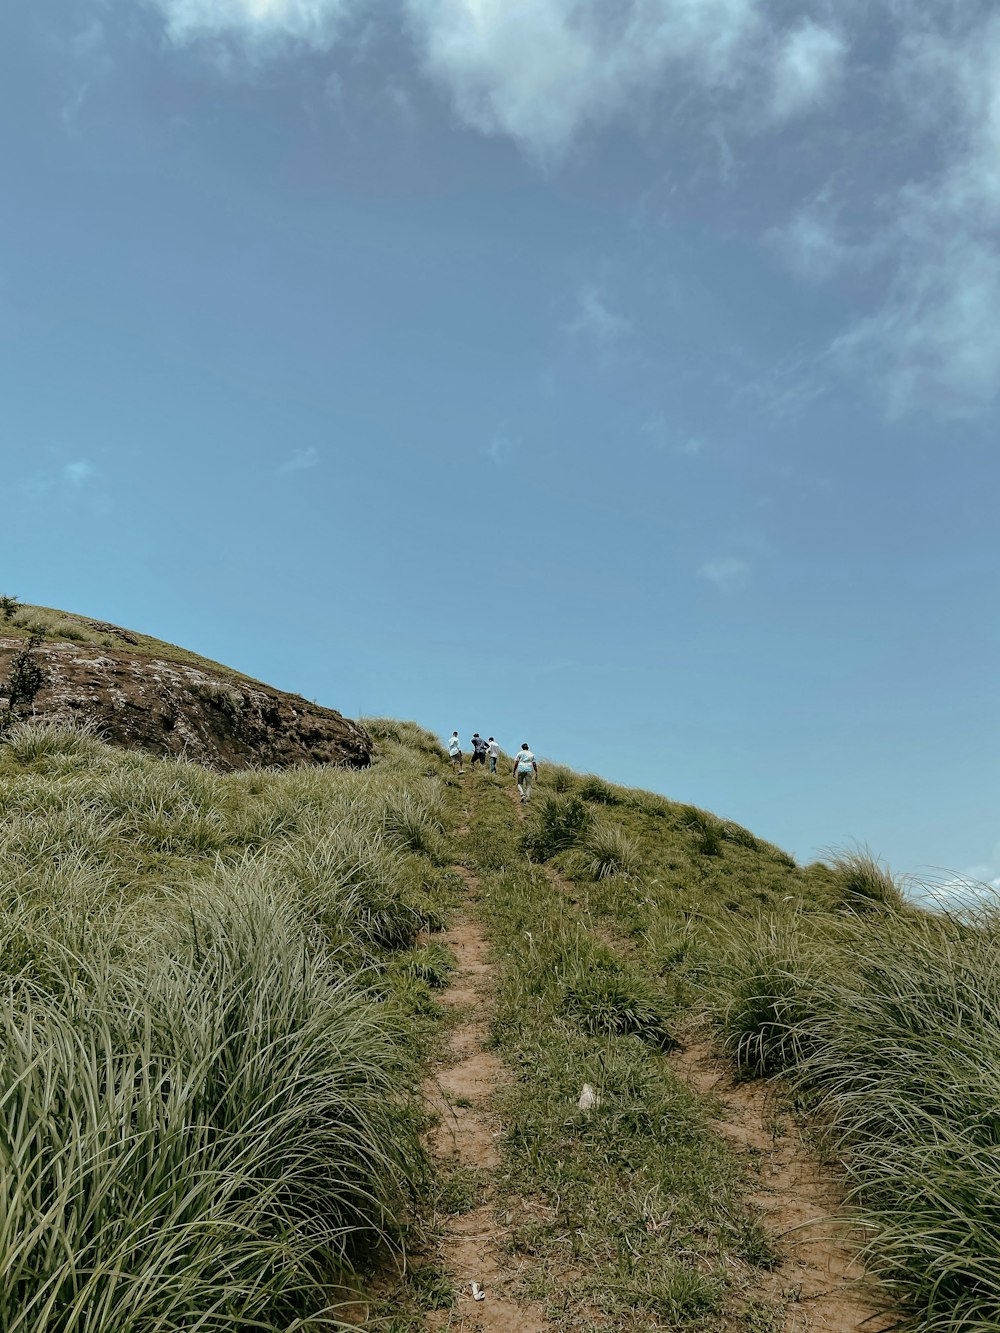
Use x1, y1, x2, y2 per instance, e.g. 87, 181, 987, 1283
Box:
0, 597, 259, 678
0, 612, 996, 1330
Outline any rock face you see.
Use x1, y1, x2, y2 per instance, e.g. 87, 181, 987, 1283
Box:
0, 637, 372, 771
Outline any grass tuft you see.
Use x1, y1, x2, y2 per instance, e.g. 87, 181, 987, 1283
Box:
583, 820, 642, 880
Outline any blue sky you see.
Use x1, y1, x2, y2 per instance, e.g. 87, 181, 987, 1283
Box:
2, 0, 998, 889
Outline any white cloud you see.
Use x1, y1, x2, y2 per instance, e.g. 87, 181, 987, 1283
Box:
769, 21, 846, 122
698, 556, 749, 590
832, 11, 1000, 417
137, 0, 1000, 420
836, 238, 1000, 420
405, 0, 766, 156
276, 446, 321, 474
147, 0, 353, 45
565, 285, 632, 344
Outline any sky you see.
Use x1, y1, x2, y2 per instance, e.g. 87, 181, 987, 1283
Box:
2, 0, 998, 891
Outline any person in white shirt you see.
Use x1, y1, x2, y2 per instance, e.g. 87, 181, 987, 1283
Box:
448, 731, 463, 773
487, 737, 500, 773
513, 743, 537, 802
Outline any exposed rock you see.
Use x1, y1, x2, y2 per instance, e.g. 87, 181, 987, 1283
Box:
0, 637, 371, 771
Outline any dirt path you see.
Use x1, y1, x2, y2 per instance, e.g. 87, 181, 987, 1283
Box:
673, 1041, 895, 1333
422, 849, 554, 1332
514, 787, 893, 1332
426, 786, 894, 1331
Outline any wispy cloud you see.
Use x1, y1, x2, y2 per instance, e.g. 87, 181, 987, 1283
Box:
698, 557, 750, 590
565, 285, 632, 345
138, 0, 1000, 420
147, 0, 353, 46
19, 456, 111, 513
766, 197, 860, 284
275, 446, 321, 475
768, 21, 846, 122
821, 9, 1000, 418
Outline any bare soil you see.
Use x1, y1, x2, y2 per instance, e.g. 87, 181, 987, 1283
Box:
421, 857, 555, 1332
673, 1042, 896, 1333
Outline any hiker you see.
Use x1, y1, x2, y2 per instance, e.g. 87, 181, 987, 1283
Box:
487, 736, 500, 773
448, 731, 464, 773
513, 743, 537, 802
470, 733, 489, 768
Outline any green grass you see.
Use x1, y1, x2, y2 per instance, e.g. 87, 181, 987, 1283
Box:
453, 778, 791, 1329
5, 691, 982, 1331
0, 715, 457, 1331
710, 899, 1000, 1329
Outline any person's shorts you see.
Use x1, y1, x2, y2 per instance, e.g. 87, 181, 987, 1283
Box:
450, 752, 462, 764
471, 750, 486, 765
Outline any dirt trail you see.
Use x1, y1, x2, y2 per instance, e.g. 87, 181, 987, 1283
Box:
422, 839, 554, 1332
673, 1042, 895, 1333
424, 786, 894, 1331
515, 786, 893, 1332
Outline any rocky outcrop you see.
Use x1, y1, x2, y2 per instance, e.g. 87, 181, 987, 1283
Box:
0, 637, 372, 771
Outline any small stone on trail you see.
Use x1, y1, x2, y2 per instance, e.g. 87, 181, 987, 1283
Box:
578, 1083, 601, 1111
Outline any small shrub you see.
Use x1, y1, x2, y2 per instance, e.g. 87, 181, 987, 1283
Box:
578, 775, 620, 805
583, 821, 641, 880
1, 718, 103, 766
5, 634, 47, 712
0, 595, 20, 619
721, 821, 761, 852
561, 965, 675, 1049
195, 679, 244, 715
521, 795, 592, 861
395, 941, 455, 990
382, 789, 444, 860
826, 846, 906, 913
680, 805, 723, 857
548, 765, 575, 794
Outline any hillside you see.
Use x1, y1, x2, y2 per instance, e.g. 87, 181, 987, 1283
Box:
0, 600, 370, 769
0, 609, 996, 1331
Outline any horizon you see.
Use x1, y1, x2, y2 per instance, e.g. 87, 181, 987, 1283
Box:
3, 1, 998, 894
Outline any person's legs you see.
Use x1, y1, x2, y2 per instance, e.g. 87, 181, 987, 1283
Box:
489, 756, 497, 773
521, 770, 534, 801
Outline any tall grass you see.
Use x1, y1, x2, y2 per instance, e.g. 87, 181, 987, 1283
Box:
712, 901, 1000, 1328
0, 878, 421, 1331
0, 719, 453, 1330
583, 820, 641, 880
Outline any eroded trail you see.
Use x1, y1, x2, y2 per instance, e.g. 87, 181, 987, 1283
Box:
420, 784, 895, 1331
422, 852, 553, 1332
673, 1042, 894, 1333
520, 789, 894, 1332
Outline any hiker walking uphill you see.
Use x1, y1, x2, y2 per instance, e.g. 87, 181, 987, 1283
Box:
448, 732, 464, 774
513, 743, 537, 802
487, 737, 500, 773
470, 733, 489, 768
